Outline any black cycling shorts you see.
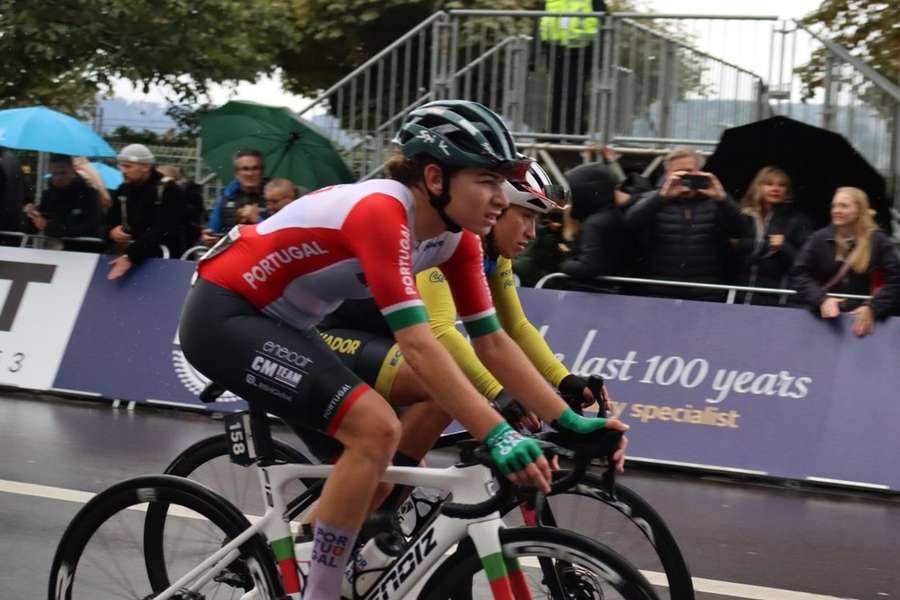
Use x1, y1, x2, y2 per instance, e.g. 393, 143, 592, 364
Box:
316, 328, 404, 398
180, 278, 369, 442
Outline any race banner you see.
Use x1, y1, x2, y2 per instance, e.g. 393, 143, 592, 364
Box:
518, 287, 900, 490
0, 249, 98, 389
4, 246, 898, 489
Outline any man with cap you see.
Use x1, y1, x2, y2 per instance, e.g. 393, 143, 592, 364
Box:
106, 143, 185, 280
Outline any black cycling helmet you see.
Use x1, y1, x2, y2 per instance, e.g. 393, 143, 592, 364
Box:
394, 100, 532, 231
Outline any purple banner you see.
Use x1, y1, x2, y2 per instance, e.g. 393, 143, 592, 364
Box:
46, 252, 900, 489
518, 288, 900, 490
55, 257, 246, 412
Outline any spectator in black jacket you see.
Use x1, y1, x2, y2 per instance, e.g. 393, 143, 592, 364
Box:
559, 162, 626, 281
106, 144, 185, 280
737, 166, 813, 305
791, 187, 900, 337
23, 154, 102, 248
624, 147, 743, 300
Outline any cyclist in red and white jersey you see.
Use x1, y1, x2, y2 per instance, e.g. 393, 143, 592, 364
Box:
179, 100, 628, 600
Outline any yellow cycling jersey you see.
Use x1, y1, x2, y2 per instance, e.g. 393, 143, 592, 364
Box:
417, 256, 570, 401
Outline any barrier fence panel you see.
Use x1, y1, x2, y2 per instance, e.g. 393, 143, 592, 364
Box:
769, 20, 900, 209
3, 247, 898, 490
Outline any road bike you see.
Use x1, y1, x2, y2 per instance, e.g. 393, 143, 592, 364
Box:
48, 405, 661, 600
152, 385, 694, 599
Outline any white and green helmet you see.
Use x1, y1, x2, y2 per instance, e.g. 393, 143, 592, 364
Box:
394, 100, 532, 181
503, 160, 570, 214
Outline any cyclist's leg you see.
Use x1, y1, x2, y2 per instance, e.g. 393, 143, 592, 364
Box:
181, 279, 401, 599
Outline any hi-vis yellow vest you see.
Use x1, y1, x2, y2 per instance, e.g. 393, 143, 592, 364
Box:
540, 0, 599, 48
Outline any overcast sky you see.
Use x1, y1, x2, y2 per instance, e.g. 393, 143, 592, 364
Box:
113, 0, 826, 110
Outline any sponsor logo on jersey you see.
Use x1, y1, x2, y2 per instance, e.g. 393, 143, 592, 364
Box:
398, 224, 415, 296
241, 242, 329, 290
319, 333, 362, 355
250, 356, 303, 388
324, 383, 353, 420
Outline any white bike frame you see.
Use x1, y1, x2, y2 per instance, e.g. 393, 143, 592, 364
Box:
153, 460, 522, 600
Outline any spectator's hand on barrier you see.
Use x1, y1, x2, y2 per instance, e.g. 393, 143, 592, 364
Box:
201, 228, 222, 247
107, 255, 133, 280
697, 171, 727, 201
850, 305, 875, 337
110, 225, 133, 244
820, 297, 843, 319
768, 234, 785, 250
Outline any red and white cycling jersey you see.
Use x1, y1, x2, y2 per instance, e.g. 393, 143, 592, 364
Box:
198, 179, 501, 336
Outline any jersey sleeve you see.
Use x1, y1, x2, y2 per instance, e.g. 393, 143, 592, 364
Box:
438, 231, 501, 338
417, 268, 503, 400
342, 194, 428, 332
490, 256, 570, 387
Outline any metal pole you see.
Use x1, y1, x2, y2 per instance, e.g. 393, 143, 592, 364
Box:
596, 14, 616, 144
892, 102, 900, 212
822, 54, 837, 131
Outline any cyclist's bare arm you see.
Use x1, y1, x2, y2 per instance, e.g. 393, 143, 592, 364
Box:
394, 322, 553, 489
472, 328, 628, 433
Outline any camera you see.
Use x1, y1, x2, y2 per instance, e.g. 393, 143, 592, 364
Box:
679, 174, 709, 190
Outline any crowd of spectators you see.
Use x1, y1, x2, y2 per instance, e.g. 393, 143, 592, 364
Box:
515, 146, 900, 336
0, 144, 305, 277
3, 141, 899, 335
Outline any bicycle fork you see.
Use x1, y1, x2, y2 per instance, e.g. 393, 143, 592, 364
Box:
467, 519, 533, 600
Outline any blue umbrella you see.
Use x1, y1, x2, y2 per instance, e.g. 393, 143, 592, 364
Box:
89, 161, 124, 190
0, 106, 115, 157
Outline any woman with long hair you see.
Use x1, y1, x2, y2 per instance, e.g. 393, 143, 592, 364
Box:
737, 166, 812, 304
791, 186, 900, 336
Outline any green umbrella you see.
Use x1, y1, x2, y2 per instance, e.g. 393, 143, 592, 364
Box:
200, 100, 354, 190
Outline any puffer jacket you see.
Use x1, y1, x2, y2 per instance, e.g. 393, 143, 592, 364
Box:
624, 190, 744, 287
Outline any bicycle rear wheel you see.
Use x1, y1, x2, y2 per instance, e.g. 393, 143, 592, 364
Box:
161, 433, 315, 519
421, 526, 659, 600
48, 475, 282, 600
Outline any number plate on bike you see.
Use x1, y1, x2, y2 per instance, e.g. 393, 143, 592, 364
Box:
223, 411, 258, 466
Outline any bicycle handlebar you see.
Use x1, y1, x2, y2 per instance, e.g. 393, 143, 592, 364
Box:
441, 429, 623, 519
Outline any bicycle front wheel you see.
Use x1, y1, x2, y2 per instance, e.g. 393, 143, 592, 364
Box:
508, 472, 693, 599
421, 526, 659, 600
48, 475, 282, 600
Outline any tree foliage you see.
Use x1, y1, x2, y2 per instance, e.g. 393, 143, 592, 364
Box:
0, 0, 297, 114
799, 0, 900, 98
278, 0, 543, 98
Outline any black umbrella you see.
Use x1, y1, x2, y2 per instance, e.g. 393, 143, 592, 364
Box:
704, 116, 889, 230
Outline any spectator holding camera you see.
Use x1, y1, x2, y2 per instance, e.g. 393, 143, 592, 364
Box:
23, 154, 102, 247
791, 187, 900, 337
625, 146, 743, 300
559, 162, 627, 281
200, 149, 268, 246
737, 166, 813, 304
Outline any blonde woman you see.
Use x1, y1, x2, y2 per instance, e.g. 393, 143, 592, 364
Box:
791, 187, 900, 336
738, 166, 812, 304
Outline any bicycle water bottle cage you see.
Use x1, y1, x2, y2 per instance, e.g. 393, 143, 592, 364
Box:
222, 408, 276, 466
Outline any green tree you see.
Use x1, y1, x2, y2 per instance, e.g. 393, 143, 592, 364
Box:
278, 0, 542, 98
0, 0, 297, 114
799, 0, 900, 98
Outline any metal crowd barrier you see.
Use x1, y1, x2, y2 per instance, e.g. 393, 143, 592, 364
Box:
0, 232, 172, 259
533, 272, 872, 304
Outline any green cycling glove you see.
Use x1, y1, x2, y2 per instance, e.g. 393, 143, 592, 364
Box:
484, 421, 543, 476
555, 406, 608, 434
